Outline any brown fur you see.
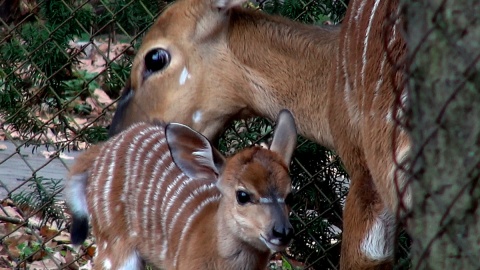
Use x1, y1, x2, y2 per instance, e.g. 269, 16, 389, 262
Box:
66, 111, 297, 270
108, 0, 409, 269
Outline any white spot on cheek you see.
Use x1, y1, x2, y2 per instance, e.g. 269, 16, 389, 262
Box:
179, 67, 190, 86
103, 259, 112, 270
192, 110, 202, 124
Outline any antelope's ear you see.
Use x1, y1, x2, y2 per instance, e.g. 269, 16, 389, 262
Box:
269, 109, 298, 167
166, 123, 225, 179
194, 0, 248, 40
108, 79, 133, 138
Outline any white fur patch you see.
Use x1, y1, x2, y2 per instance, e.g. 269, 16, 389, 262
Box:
361, 210, 395, 261
192, 110, 202, 124
103, 259, 112, 270
259, 197, 284, 204
179, 66, 190, 86
65, 173, 89, 218
118, 251, 142, 270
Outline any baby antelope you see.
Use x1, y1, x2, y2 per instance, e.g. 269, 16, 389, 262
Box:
65, 110, 297, 270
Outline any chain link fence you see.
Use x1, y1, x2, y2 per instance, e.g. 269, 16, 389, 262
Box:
395, 0, 480, 268
0, 0, 411, 269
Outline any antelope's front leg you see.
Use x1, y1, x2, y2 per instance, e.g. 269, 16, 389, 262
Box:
340, 173, 395, 270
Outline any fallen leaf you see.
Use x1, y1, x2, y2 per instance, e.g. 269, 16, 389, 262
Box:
85, 98, 102, 114
0, 205, 23, 221
93, 89, 112, 105
53, 231, 71, 244
6, 243, 20, 259
71, 117, 88, 127
52, 251, 66, 264
85, 245, 96, 258
40, 226, 58, 240
29, 258, 60, 270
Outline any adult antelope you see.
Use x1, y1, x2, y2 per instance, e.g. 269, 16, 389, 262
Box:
66, 110, 298, 270
108, 0, 408, 268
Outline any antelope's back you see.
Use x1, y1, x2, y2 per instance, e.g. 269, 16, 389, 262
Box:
84, 122, 221, 265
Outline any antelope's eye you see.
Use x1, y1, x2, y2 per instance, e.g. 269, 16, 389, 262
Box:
285, 193, 294, 206
144, 48, 170, 73
236, 190, 251, 205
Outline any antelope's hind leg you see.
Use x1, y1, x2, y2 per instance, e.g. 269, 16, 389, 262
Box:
92, 236, 145, 270
340, 173, 396, 270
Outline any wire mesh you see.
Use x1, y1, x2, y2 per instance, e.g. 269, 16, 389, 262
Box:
0, 0, 416, 269
395, 0, 480, 269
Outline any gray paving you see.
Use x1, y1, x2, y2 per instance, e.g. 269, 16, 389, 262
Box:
0, 140, 82, 200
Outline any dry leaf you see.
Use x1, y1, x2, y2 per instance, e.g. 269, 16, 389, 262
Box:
45, 240, 57, 250
71, 117, 88, 127
85, 98, 102, 114
52, 251, 66, 264
0, 206, 23, 220
6, 243, 20, 259
40, 226, 58, 240
85, 245, 96, 258
29, 258, 60, 270
53, 231, 71, 244
93, 89, 112, 105
64, 249, 74, 264
1, 199, 14, 206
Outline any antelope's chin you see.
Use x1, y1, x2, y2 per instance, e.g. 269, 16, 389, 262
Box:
260, 235, 288, 252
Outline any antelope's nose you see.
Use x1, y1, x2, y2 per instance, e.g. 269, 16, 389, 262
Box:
272, 223, 294, 245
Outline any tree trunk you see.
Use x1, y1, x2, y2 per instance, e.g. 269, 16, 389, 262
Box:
402, 0, 480, 269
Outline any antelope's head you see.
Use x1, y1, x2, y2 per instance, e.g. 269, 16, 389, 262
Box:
167, 110, 297, 252
109, 0, 254, 139
216, 110, 297, 252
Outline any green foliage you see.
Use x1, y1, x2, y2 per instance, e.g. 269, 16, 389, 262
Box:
62, 70, 100, 99
0, 0, 96, 143
94, 0, 163, 36
82, 126, 109, 144
17, 241, 54, 261
11, 177, 66, 228
104, 56, 133, 99
261, 0, 348, 24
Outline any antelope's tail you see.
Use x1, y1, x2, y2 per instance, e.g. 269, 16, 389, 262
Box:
65, 172, 90, 245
